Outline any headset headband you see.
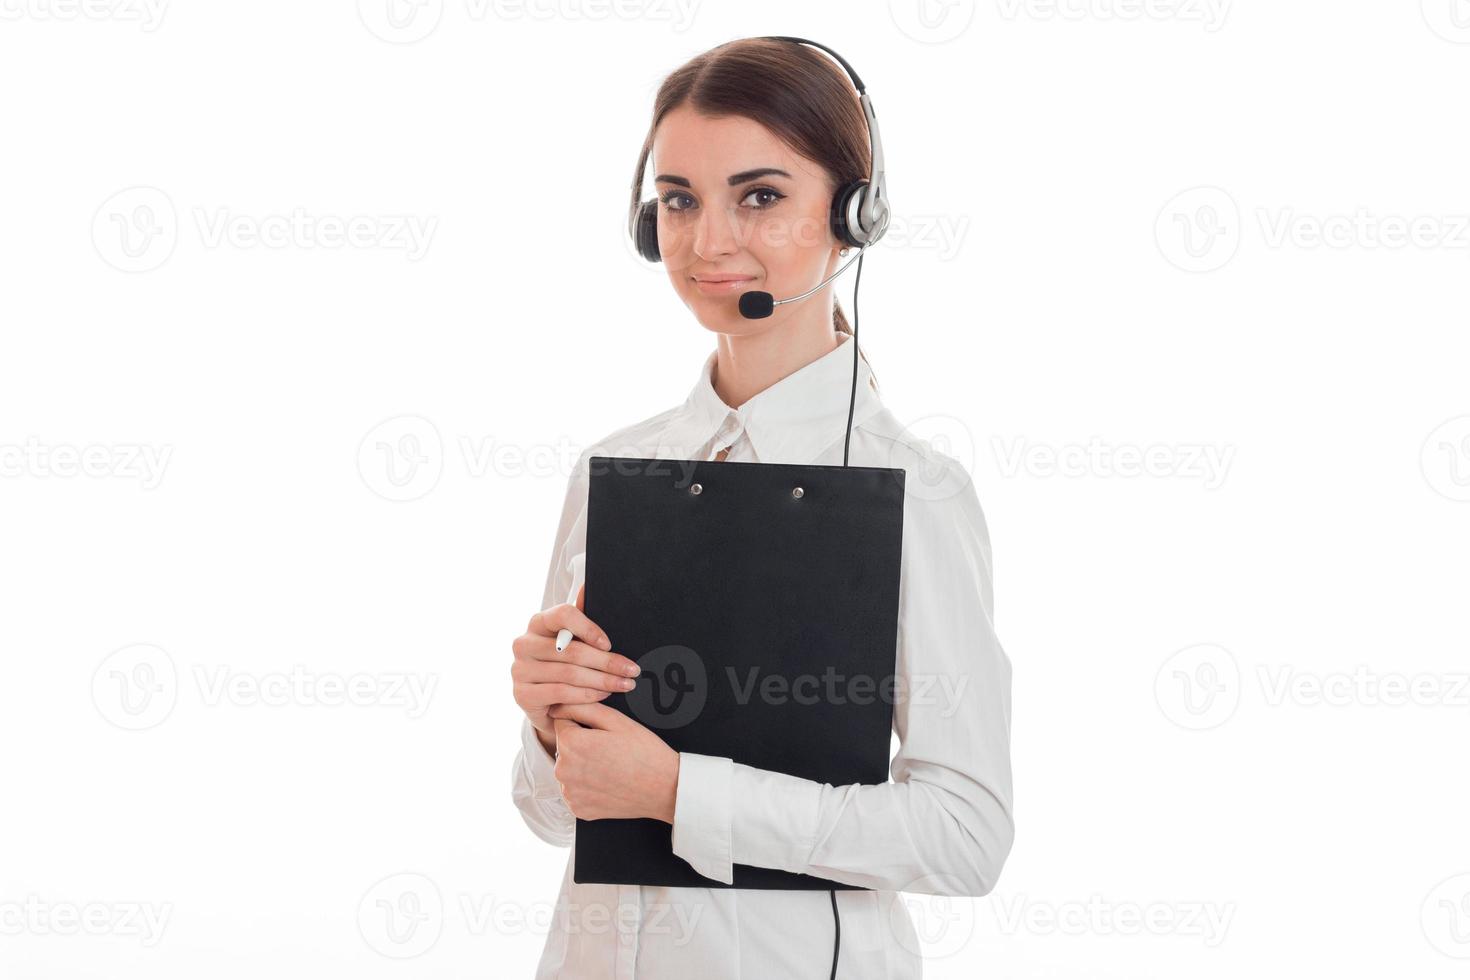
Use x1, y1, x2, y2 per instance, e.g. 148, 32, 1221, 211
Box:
756, 35, 889, 245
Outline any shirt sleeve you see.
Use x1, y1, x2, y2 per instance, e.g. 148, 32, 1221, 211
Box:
670, 463, 1015, 895
509, 451, 592, 847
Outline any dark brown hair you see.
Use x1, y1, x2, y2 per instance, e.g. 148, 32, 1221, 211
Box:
628, 37, 874, 354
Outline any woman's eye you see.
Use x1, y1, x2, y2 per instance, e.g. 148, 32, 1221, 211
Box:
741, 187, 784, 210
659, 187, 784, 213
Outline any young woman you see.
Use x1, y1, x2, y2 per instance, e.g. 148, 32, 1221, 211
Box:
510, 36, 1014, 979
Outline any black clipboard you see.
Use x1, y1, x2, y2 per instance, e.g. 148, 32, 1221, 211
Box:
573, 455, 905, 890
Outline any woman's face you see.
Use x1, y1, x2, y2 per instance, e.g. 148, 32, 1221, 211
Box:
651, 105, 841, 334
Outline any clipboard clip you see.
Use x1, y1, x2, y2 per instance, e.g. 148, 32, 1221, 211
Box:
687, 482, 805, 499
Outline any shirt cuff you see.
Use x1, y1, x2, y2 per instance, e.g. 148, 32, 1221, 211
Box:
728, 761, 823, 874
670, 752, 735, 884
519, 716, 564, 801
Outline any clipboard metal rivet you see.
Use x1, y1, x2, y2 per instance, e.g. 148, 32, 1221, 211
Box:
690, 483, 702, 495
792, 486, 804, 499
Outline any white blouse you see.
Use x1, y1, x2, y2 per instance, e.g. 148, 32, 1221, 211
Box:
511, 333, 1015, 979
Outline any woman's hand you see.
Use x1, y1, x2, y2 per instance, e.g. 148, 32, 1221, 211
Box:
511, 584, 642, 755
548, 702, 680, 824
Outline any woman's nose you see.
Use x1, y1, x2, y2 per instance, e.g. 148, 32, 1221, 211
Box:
693, 205, 741, 260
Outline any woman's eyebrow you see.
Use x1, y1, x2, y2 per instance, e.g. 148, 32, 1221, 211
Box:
653, 167, 793, 188
726, 167, 791, 185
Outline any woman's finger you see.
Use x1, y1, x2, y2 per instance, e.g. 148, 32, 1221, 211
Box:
515, 630, 639, 677
513, 658, 639, 693
517, 682, 615, 708
530, 601, 612, 652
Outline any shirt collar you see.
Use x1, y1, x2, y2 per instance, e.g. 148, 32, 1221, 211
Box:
656, 333, 885, 464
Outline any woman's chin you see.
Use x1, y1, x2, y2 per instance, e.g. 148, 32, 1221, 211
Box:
686, 299, 768, 335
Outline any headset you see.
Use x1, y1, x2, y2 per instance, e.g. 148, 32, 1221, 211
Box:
628, 35, 890, 474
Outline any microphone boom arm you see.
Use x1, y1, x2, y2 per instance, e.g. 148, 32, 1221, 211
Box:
770, 242, 871, 309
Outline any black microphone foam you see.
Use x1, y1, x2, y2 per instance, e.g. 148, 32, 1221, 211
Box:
738, 291, 775, 319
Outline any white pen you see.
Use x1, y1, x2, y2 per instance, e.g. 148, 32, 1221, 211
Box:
556, 557, 591, 655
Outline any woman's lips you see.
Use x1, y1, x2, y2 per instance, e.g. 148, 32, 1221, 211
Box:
692, 276, 756, 296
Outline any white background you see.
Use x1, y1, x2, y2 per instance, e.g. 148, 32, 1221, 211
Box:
2, 1, 1469, 977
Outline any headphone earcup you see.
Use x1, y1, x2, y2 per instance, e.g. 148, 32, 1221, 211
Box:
830, 178, 870, 249
633, 199, 661, 263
